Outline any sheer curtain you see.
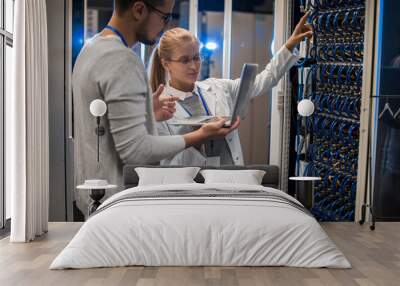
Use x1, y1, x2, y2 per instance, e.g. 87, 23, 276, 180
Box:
8, 0, 49, 242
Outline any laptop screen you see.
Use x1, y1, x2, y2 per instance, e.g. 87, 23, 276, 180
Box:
230, 63, 259, 123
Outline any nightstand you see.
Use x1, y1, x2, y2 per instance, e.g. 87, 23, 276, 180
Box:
77, 180, 117, 216
289, 176, 321, 210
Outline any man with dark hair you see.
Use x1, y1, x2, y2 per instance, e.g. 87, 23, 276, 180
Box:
72, 0, 239, 216
115, 0, 164, 15
111, 0, 173, 45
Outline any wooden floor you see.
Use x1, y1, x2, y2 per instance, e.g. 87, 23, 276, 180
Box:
0, 222, 399, 286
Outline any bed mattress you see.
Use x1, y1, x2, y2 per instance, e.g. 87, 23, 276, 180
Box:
50, 183, 351, 269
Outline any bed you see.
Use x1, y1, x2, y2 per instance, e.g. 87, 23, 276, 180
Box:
50, 165, 350, 269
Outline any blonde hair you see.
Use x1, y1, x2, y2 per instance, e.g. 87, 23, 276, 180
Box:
149, 28, 199, 92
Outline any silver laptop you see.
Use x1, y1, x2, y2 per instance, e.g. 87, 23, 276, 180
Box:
168, 63, 259, 127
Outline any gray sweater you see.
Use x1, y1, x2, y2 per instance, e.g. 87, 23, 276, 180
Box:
73, 35, 185, 216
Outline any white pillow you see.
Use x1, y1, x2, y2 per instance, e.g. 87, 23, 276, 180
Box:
135, 167, 201, 186
200, 169, 266, 185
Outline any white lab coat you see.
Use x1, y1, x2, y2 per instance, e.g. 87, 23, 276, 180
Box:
157, 46, 299, 166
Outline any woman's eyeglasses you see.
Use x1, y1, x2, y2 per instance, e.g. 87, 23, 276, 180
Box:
168, 55, 204, 65
144, 2, 173, 24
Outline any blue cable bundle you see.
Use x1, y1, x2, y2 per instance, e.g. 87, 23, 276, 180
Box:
296, 0, 365, 221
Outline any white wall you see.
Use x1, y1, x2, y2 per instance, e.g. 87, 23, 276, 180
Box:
231, 12, 274, 164
203, 11, 224, 78
269, 0, 290, 189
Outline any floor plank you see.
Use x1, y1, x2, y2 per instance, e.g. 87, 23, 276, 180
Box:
0, 222, 399, 286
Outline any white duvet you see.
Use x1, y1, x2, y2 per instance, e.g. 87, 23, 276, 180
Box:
50, 183, 351, 269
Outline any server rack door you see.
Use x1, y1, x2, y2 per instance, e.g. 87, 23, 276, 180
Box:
372, 0, 400, 221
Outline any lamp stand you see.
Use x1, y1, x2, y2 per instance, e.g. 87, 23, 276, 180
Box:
95, 116, 105, 162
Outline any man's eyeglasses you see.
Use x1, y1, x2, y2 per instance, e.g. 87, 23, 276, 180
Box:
144, 2, 173, 24
168, 55, 204, 65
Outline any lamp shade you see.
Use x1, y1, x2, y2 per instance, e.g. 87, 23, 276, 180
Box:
89, 99, 107, 117
297, 99, 315, 117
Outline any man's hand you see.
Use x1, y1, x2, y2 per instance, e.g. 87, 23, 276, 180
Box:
153, 84, 179, 122
182, 117, 240, 148
285, 12, 313, 52
200, 117, 240, 139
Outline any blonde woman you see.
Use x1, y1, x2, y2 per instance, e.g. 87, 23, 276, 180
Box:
149, 14, 312, 166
